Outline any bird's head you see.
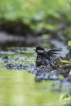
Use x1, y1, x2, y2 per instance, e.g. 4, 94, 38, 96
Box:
35, 46, 45, 54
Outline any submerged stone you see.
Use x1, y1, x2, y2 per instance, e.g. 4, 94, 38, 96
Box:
2, 55, 9, 62
5, 64, 15, 69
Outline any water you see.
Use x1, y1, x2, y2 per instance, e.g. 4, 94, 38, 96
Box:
0, 47, 70, 106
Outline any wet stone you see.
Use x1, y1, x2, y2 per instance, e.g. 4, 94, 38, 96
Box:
48, 70, 59, 80
49, 74, 59, 80
32, 68, 38, 74
35, 70, 59, 81
35, 74, 44, 81
5, 64, 29, 70
16, 65, 29, 70
43, 72, 49, 80
29, 64, 35, 68
2, 56, 9, 63
5, 64, 15, 69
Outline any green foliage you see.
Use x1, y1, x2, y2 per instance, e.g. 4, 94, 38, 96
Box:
0, 0, 71, 34
60, 59, 70, 64
68, 40, 71, 46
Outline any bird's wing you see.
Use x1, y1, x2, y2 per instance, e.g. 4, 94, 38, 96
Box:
47, 48, 62, 57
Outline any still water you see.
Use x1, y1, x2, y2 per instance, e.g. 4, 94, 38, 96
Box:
0, 47, 70, 106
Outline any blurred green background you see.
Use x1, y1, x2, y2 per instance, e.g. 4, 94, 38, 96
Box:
0, 0, 71, 38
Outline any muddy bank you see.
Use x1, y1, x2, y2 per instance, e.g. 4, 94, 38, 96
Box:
0, 32, 40, 48
0, 21, 70, 49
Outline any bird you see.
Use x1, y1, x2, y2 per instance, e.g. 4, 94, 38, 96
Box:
35, 46, 62, 68
35, 46, 48, 67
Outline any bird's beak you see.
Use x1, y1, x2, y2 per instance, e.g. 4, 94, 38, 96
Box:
34, 48, 36, 52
